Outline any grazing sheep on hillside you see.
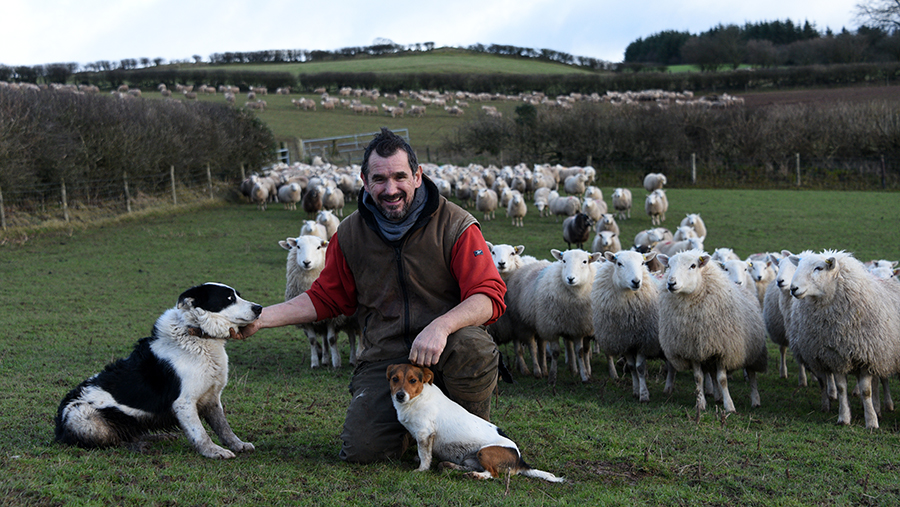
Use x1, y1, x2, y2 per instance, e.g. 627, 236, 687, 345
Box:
591, 230, 621, 255
280, 235, 360, 368
592, 250, 673, 402
612, 188, 632, 220
643, 173, 667, 192
549, 195, 580, 222
679, 214, 707, 239
475, 188, 499, 221
507, 191, 527, 227
563, 213, 593, 249
644, 189, 668, 225
788, 250, 900, 429
658, 249, 768, 413
505, 249, 601, 384
277, 182, 303, 210
315, 210, 340, 239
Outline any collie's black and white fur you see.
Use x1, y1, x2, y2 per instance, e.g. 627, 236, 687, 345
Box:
55, 283, 262, 459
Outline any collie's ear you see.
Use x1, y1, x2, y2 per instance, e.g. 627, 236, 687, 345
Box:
422, 367, 435, 385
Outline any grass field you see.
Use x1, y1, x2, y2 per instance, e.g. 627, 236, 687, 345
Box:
2, 186, 900, 506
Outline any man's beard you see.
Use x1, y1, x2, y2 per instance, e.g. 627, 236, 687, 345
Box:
375, 192, 410, 221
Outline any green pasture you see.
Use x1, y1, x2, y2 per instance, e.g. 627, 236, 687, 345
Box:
2, 186, 899, 505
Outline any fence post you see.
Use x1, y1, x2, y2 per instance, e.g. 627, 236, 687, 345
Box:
691, 153, 697, 184
882, 155, 887, 190
170, 165, 177, 205
123, 172, 132, 213
240, 163, 246, 181
206, 163, 214, 199
586, 155, 592, 167
61, 178, 70, 222
796, 153, 801, 187
0, 184, 6, 230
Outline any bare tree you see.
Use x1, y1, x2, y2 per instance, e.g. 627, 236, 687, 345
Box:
855, 0, 900, 31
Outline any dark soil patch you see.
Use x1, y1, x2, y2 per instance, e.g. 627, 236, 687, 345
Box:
737, 85, 900, 108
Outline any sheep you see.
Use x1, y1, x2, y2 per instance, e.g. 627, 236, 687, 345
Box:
277, 182, 302, 210
564, 173, 588, 196
746, 253, 777, 307
302, 184, 324, 218
562, 213, 593, 249
644, 189, 668, 225
533, 188, 556, 217
653, 236, 705, 257
507, 191, 527, 227
581, 198, 606, 223
591, 250, 674, 402
250, 179, 270, 211
643, 172, 667, 192
719, 258, 759, 302
315, 210, 340, 239
788, 250, 900, 429
595, 213, 619, 235
657, 249, 768, 413
505, 249, 601, 384
279, 235, 360, 369
475, 188, 499, 221
583, 186, 603, 202
591, 230, 621, 255
762, 250, 813, 385
299, 220, 328, 240
549, 195, 580, 222
454, 181, 473, 208
485, 243, 541, 376
679, 213, 707, 239
634, 228, 671, 251
612, 188, 632, 220
672, 225, 698, 242
323, 186, 345, 217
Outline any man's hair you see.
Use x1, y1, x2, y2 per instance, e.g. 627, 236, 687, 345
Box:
360, 127, 418, 180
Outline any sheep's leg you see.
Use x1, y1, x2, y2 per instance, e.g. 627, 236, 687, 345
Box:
527, 336, 543, 379
857, 373, 878, 429
779, 345, 788, 379
514, 340, 531, 376
607, 354, 619, 379
882, 377, 894, 412
636, 353, 650, 403
546, 341, 560, 385
626, 354, 639, 398
717, 364, 736, 413
835, 374, 851, 425
564, 338, 578, 377
748, 370, 761, 408
327, 324, 341, 369
798, 362, 808, 387
663, 361, 676, 395
693, 362, 707, 411
872, 377, 882, 418
582, 336, 592, 379
305, 328, 323, 369
574, 338, 590, 384
704, 372, 717, 397
815, 370, 832, 412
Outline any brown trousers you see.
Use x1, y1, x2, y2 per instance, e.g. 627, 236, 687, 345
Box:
338, 325, 499, 464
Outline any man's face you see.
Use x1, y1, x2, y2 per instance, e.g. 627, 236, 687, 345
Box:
362, 150, 423, 221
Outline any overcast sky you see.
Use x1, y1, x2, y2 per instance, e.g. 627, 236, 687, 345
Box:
1, 0, 861, 67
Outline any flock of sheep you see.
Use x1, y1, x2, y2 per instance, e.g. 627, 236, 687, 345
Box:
242, 159, 900, 429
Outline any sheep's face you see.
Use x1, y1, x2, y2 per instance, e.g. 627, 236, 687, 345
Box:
552, 249, 600, 287
362, 150, 422, 221
664, 250, 711, 294
490, 243, 524, 275
607, 250, 646, 291
789, 252, 840, 300
721, 259, 751, 287
747, 259, 771, 282
290, 235, 328, 272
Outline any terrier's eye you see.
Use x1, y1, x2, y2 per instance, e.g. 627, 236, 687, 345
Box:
409, 378, 417, 384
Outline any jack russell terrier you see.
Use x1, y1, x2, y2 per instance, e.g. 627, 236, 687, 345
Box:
387, 363, 564, 482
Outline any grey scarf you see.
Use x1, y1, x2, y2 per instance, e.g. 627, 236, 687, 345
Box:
362, 186, 428, 242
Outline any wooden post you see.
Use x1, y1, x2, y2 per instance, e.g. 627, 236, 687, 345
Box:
691, 153, 697, 184
795, 153, 801, 187
241, 163, 246, 181
0, 184, 6, 230
61, 178, 70, 222
123, 172, 132, 213
170, 165, 177, 205
882, 155, 887, 190
586, 155, 592, 167
206, 163, 214, 199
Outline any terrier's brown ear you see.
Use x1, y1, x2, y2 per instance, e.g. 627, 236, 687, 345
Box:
422, 367, 435, 385
387, 364, 401, 380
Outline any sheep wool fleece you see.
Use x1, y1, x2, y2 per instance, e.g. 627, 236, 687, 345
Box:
333, 177, 502, 463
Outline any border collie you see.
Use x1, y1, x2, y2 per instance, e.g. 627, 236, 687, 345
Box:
55, 283, 262, 459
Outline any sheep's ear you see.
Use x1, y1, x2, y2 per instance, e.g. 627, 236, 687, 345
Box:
657, 254, 670, 267
589, 252, 603, 263
781, 249, 794, 258
643, 251, 658, 263
515, 245, 526, 256
422, 367, 435, 384
698, 254, 712, 267
824, 257, 837, 270
788, 255, 801, 266
768, 254, 780, 266
551, 249, 564, 261
278, 240, 291, 251
603, 251, 616, 262
319, 240, 329, 249
485, 241, 493, 251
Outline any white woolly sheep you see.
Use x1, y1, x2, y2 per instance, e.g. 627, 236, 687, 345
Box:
719, 259, 758, 302
679, 214, 707, 239
563, 213, 593, 249
507, 191, 527, 227
634, 228, 671, 250
653, 236, 705, 257
251, 180, 270, 211
592, 250, 673, 402
643, 172, 667, 192
711, 247, 740, 263
584, 186, 603, 202
299, 220, 328, 240
505, 249, 601, 384
533, 188, 555, 217
280, 235, 359, 368
612, 188, 632, 220
564, 174, 588, 195
657, 249, 768, 413
591, 230, 621, 255
581, 198, 606, 223
644, 189, 668, 225
315, 210, 340, 239
788, 250, 900, 429
476, 188, 499, 221
323, 186, 345, 217
762, 250, 812, 385
672, 225, 698, 242
746, 253, 777, 307
595, 213, 619, 235
485, 242, 540, 376
277, 182, 302, 210
549, 195, 581, 222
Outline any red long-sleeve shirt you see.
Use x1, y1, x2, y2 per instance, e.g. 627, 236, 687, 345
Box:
306, 224, 506, 325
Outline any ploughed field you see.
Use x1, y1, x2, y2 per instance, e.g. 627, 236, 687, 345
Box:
738, 84, 900, 107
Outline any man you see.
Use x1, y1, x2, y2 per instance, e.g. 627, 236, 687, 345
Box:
235, 127, 506, 463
